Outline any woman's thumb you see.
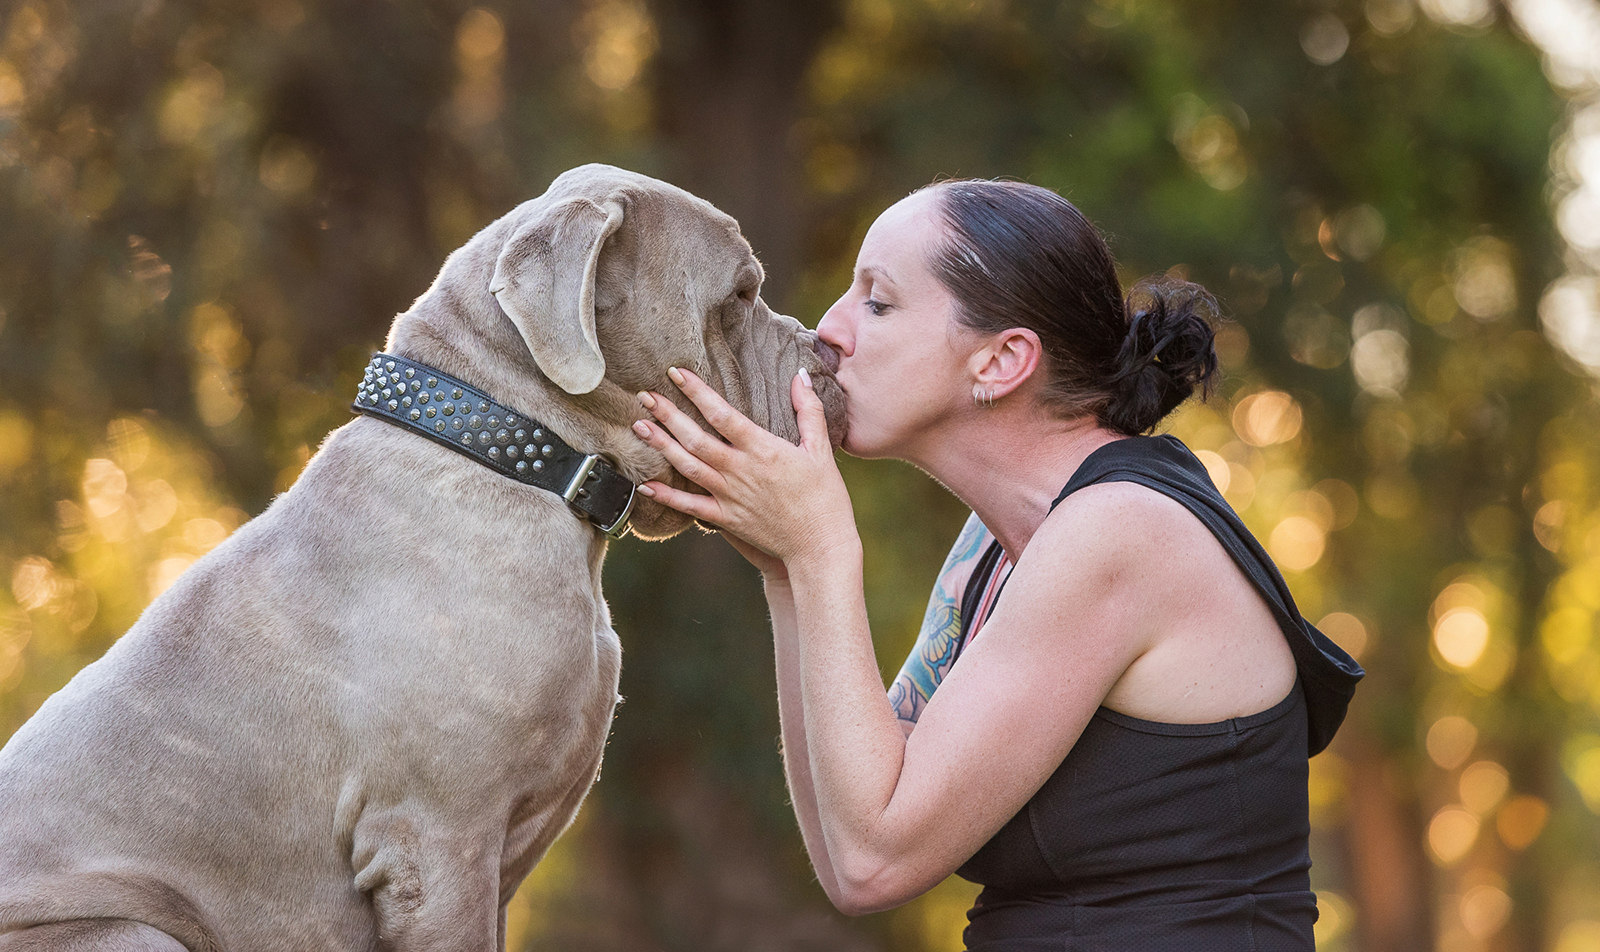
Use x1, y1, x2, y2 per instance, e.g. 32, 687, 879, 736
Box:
792, 368, 829, 447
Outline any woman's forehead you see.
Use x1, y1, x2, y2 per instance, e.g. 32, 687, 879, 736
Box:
875, 188, 943, 233
858, 190, 945, 276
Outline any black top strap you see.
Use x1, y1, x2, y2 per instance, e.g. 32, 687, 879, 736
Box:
955, 537, 1008, 664
352, 353, 636, 537
1048, 435, 1362, 756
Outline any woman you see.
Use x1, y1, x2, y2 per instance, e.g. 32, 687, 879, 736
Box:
629, 179, 1362, 949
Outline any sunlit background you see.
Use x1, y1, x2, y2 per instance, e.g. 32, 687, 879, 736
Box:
4, 0, 1600, 949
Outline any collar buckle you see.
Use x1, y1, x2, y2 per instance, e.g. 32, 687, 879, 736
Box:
565, 453, 635, 539
597, 482, 637, 539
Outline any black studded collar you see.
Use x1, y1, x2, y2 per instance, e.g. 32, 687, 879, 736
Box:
352, 353, 636, 538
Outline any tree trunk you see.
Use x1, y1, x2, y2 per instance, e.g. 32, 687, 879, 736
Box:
647, 0, 845, 309
1345, 738, 1435, 952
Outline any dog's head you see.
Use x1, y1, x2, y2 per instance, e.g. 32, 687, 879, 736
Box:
427, 164, 846, 540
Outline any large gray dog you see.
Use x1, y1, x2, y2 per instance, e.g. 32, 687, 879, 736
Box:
0, 165, 845, 951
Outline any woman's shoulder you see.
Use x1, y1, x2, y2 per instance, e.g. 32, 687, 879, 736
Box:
1017, 474, 1234, 615
1042, 474, 1201, 553
1037, 435, 1220, 555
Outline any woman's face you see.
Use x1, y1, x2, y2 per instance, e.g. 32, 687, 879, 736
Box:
816, 189, 978, 461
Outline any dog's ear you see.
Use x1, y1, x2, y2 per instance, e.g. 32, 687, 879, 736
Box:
491, 197, 625, 395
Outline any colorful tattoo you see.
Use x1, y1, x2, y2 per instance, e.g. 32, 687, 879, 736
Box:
887, 513, 995, 730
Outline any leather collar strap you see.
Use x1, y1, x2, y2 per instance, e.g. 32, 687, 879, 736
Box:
352, 353, 636, 538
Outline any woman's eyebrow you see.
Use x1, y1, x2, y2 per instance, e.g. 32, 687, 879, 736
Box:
858, 265, 898, 290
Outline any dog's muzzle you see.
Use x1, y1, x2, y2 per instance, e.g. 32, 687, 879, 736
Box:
352, 353, 636, 538
813, 338, 840, 375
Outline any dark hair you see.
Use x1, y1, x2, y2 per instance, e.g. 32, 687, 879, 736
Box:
924, 179, 1219, 435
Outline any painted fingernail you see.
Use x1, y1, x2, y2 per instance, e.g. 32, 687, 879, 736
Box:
667, 367, 685, 385
632, 420, 651, 438
638, 391, 656, 409
637, 483, 656, 497
797, 367, 813, 389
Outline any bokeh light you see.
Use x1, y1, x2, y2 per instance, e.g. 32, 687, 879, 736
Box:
1428, 716, 1480, 770
1458, 761, 1509, 815
1496, 794, 1549, 849
1232, 391, 1304, 447
1318, 612, 1369, 660
1428, 807, 1480, 865
1458, 883, 1512, 939
1434, 608, 1491, 669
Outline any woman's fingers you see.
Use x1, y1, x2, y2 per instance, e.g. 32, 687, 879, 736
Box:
637, 386, 734, 473
667, 367, 762, 448
636, 478, 723, 522
631, 417, 725, 492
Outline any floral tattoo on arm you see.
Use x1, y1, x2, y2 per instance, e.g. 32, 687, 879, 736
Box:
886, 513, 994, 733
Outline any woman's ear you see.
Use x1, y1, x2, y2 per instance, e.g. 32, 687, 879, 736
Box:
970, 328, 1043, 400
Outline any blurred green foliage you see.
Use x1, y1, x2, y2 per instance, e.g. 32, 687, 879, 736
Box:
4, 0, 1600, 950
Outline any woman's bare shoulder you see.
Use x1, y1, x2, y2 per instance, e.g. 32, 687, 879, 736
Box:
1038, 478, 1296, 722
1027, 479, 1202, 569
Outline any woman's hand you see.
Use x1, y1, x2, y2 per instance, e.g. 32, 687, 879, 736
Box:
631, 367, 859, 575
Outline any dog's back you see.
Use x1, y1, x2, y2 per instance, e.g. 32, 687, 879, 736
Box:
0, 423, 622, 950
0, 477, 378, 948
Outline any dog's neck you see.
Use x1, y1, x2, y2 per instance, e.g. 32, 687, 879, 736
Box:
353, 353, 637, 537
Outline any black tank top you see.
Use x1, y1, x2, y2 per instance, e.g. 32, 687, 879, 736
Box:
953, 435, 1363, 951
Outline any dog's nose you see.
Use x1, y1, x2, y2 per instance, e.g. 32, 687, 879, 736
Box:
812, 337, 840, 375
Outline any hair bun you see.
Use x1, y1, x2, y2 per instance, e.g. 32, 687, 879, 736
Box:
1101, 276, 1220, 435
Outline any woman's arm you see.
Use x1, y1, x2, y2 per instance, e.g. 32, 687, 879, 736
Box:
764, 575, 846, 901
759, 511, 987, 900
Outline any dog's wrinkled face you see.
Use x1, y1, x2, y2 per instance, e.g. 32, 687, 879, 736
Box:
488, 164, 847, 539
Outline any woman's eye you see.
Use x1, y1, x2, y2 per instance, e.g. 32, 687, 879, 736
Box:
865, 298, 890, 316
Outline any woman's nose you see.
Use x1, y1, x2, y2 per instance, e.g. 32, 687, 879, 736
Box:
816, 299, 853, 357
